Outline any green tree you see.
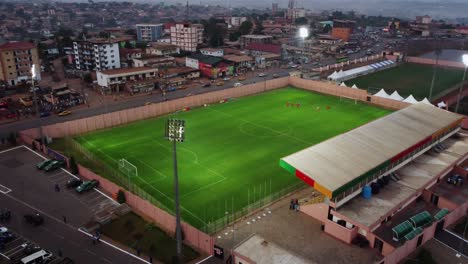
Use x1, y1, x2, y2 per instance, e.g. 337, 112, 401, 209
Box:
8, 132, 16, 145
69, 156, 79, 174
229, 32, 241, 41
239, 21, 253, 35
323, 24, 332, 34
83, 73, 93, 83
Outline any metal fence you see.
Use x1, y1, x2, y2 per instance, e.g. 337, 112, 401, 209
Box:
65, 136, 305, 234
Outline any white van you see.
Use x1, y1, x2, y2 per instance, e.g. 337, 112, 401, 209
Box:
21, 250, 52, 264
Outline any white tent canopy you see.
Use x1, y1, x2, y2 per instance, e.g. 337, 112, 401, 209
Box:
327, 60, 397, 82
389, 91, 404, 101
351, 84, 358, 89
340, 82, 347, 87
437, 101, 447, 108
328, 71, 338, 79
403, 95, 419, 104
420, 98, 433, 105
374, 89, 391, 98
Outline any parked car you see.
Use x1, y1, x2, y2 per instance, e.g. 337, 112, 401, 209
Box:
273, 74, 279, 78
0, 227, 7, 234
216, 81, 224, 86
258, 73, 267, 77
75, 180, 99, 194
238, 76, 246, 81
37, 159, 54, 170
39, 112, 50, 118
66, 179, 83, 189
58, 110, 72, 116
223, 77, 230, 81
21, 243, 42, 255
0, 232, 15, 243
44, 160, 64, 172
24, 213, 44, 226
234, 82, 242, 87
203, 83, 211, 88
6, 112, 17, 119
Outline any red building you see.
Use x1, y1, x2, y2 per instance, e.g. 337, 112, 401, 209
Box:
331, 20, 356, 42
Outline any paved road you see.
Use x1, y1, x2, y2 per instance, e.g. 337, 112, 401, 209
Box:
435, 229, 468, 258
0, 71, 290, 138
0, 146, 146, 264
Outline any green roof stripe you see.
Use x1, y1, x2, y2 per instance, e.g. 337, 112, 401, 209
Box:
410, 211, 432, 228
404, 227, 423, 241
434, 208, 450, 221
392, 220, 413, 240
279, 159, 295, 175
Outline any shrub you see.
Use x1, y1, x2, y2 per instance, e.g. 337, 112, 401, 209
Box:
32, 141, 37, 150
69, 156, 78, 174
117, 190, 126, 204
8, 132, 17, 145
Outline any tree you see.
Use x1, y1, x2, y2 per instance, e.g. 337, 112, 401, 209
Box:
124, 41, 133, 49
229, 32, 241, 41
7, 132, 16, 145
125, 29, 136, 37
239, 21, 253, 35
253, 19, 264, 34
295, 17, 308, 25
323, 24, 332, 34
69, 156, 79, 174
98, 31, 110, 39
117, 190, 126, 204
32, 141, 37, 151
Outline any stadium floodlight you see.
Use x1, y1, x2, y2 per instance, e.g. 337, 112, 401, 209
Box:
31, 64, 45, 147
165, 119, 185, 259
31, 64, 36, 79
299, 27, 309, 40
455, 54, 468, 113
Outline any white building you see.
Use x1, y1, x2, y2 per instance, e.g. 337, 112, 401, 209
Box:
170, 23, 204, 52
73, 39, 121, 71
136, 24, 163, 42
200, 48, 224, 57
96, 67, 158, 88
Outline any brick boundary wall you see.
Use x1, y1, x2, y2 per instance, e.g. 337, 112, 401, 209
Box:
18, 76, 468, 257
406, 56, 466, 69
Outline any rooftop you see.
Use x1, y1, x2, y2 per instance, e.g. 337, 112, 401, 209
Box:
0, 41, 35, 51
245, 43, 281, 54
99, 67, 156, 76
234, 235, 311, 264
223, 55, 253, 63
165, 67, 199, 75
188, 54, 225, 66
337, 137, 465, 227
281, 103, 463, 198
241, 35, 273, 39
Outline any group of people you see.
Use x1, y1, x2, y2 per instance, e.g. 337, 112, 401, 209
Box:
289, 199, 300, 211
286, 102, 301, 108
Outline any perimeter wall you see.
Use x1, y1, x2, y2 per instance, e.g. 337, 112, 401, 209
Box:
18, 76, 439, 255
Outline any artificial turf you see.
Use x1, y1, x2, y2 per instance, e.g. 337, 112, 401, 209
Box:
75, 87, 390, 229
346, 63, 464, 100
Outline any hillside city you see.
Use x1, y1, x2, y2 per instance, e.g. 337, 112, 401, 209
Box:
0, 1, 467, 264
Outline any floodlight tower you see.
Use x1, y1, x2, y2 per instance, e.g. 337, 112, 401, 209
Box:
455, 54, 468, 113
165, 119, 185, 258
31, 65, 45, 147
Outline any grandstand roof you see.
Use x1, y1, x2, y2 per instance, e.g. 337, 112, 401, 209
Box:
280, 103, 463, 198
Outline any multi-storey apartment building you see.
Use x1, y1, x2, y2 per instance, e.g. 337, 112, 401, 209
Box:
170, 23, 204, 52
0, 41, 40, 86
73, 39, 121, 71
136, 24, 164, 42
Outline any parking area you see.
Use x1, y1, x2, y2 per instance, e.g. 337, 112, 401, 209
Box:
0, 146, 147, 264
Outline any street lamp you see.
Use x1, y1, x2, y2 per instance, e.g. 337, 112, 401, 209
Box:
31, 65, 45, 147
455, 54, 468, 113
165, 119, 185, 259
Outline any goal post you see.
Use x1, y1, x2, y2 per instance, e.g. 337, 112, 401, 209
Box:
118, 158, 138, 178
339, 96, 358, 105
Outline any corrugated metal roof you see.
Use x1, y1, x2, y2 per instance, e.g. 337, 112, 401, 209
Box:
281, 103, 463, 194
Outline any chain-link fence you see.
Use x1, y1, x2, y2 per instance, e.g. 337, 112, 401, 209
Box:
65, 137, 305, 234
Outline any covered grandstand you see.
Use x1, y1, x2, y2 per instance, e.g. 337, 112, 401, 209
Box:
280, 103, 463, 204
279, 103, 468, 264
327, 60, 396, 82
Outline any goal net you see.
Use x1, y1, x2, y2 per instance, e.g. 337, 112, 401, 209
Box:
118, 158, 138, 178
340, 96, 358, 105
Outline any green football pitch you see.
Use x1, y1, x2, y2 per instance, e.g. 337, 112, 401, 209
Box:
75, 87, 390, 230
347, 63, 464, 100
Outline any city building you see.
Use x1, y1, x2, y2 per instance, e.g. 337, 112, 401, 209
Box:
286, 0, 306, 20
132, 55, 175, 68
146, 43, 180, 56
280, 103, 468, 264
170, 23, 204, 52
73, 38, 121, 71
223, 55, 253, 73
239, 35, 273, 49
96, 67, 158, 93
331, 20, 356, 42
136, 24, 164, 42
200, 48, 224, 57
0, 41, 40, 86
245, 43, 282, 56
186, 54, 233, 79
272, 3, 278, 15
162, 67, 200, 80
416, 15, 432, 24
